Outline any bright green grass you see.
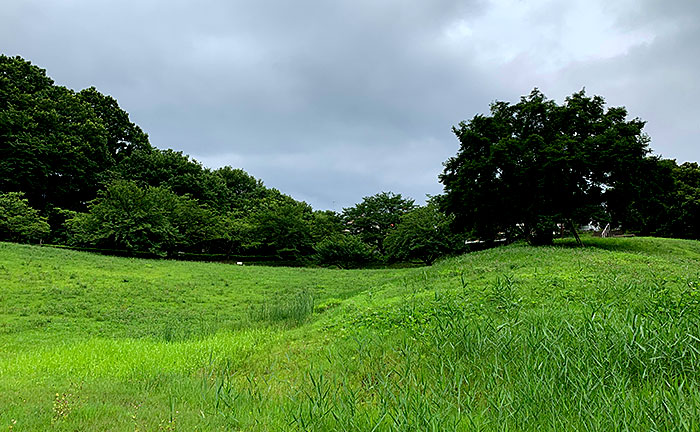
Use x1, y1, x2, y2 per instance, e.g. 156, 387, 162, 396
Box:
1, 237, 700, 430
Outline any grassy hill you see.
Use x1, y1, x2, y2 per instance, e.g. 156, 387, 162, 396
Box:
2, 237, 700, 430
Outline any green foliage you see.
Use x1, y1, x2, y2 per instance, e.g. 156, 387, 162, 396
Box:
243, 192, 315, 257
385, 201, 462, 264
247, 290, 315, 326
314, 234, 375, 268
310, 210, 344, 243
5, 54, 700, 264
342, 191, 416, 253
213, 166, 269, 212
0, 192, 50, 243
66, 180, 223, 255
668, 162, 700, 238
605, 156, 675, 235
111, 150, 275, 216
76, 87, 150, 161
0, 55, 331, 260
220, 191, 317, 259
44, 207, 78, 244
616, 159, 700, 239
0, 55, 151, 212
111, 149, 215, 205
440, 88, 649, 245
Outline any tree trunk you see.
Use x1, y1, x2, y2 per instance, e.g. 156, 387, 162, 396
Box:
569, 219, 583, 247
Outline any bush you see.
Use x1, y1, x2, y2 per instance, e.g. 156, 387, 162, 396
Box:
0, 192, 50, 243
314, 234, 375, 269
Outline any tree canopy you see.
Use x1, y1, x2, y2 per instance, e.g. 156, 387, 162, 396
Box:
67, 180, 223, 256
440, 89, 649, 245
618, 159, 700, 239
342, 192, 416, 253
385, 200, 462, 265
0, 55, 149, 212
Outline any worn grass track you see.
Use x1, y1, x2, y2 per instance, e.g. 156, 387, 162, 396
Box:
1, 237, 700, 430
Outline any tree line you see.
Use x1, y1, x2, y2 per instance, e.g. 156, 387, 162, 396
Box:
0, 55, 455, 266
2, 55, 699, 266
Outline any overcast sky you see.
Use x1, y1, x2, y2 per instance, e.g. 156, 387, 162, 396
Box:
2, 0, 698, 210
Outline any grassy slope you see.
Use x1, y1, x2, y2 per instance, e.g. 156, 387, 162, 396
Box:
1, 237, 700, 430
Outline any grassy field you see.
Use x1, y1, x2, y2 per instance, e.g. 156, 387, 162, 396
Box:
2, 237, 700, 430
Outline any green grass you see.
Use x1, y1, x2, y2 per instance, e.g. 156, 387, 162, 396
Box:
1, 237, 700, 430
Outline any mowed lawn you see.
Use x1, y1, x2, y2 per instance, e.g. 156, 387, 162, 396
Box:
2, 237, 700, 430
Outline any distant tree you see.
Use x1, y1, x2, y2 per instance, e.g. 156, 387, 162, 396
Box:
385, 201, 462, 265
213, 166, 268, 212
221, 188, 329, 258
314, 234, 375, 269
67, 180, 222, 255
0, 192, 50, 243
440, 89, 649, 245
310, 210, 345, 243
222, 209, 256, 255
239, 192, 315, 257
111, 148, 209, 198
169, 195, 225, 251
45, 207, 79, 244
591, 157, 700, 240
342, 192, 416, 253
111, 150, 268, 215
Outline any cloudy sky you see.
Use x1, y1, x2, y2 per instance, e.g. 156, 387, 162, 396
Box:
2, 0, 698, 210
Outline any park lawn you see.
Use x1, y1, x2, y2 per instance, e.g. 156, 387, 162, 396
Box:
1, 237, 700, 430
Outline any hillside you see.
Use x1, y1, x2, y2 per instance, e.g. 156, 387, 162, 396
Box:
2, 237, 700, 430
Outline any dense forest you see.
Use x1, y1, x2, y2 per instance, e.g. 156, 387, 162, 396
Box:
1, 55, 699, 265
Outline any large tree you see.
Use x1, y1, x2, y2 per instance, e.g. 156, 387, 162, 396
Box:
440, 89, 649, 245
342, 191, 416, 253
0, 55, 151, 212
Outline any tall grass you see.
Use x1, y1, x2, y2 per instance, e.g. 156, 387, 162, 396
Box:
199, 277, 700, 430
3, 238, 700, 430
247, 290, 315, 326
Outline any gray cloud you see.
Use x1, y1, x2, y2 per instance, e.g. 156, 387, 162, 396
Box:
2, 0, 698, 209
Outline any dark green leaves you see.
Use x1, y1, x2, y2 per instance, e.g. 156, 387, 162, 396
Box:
0, 55, 151, 212
440, 88, 649, 245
